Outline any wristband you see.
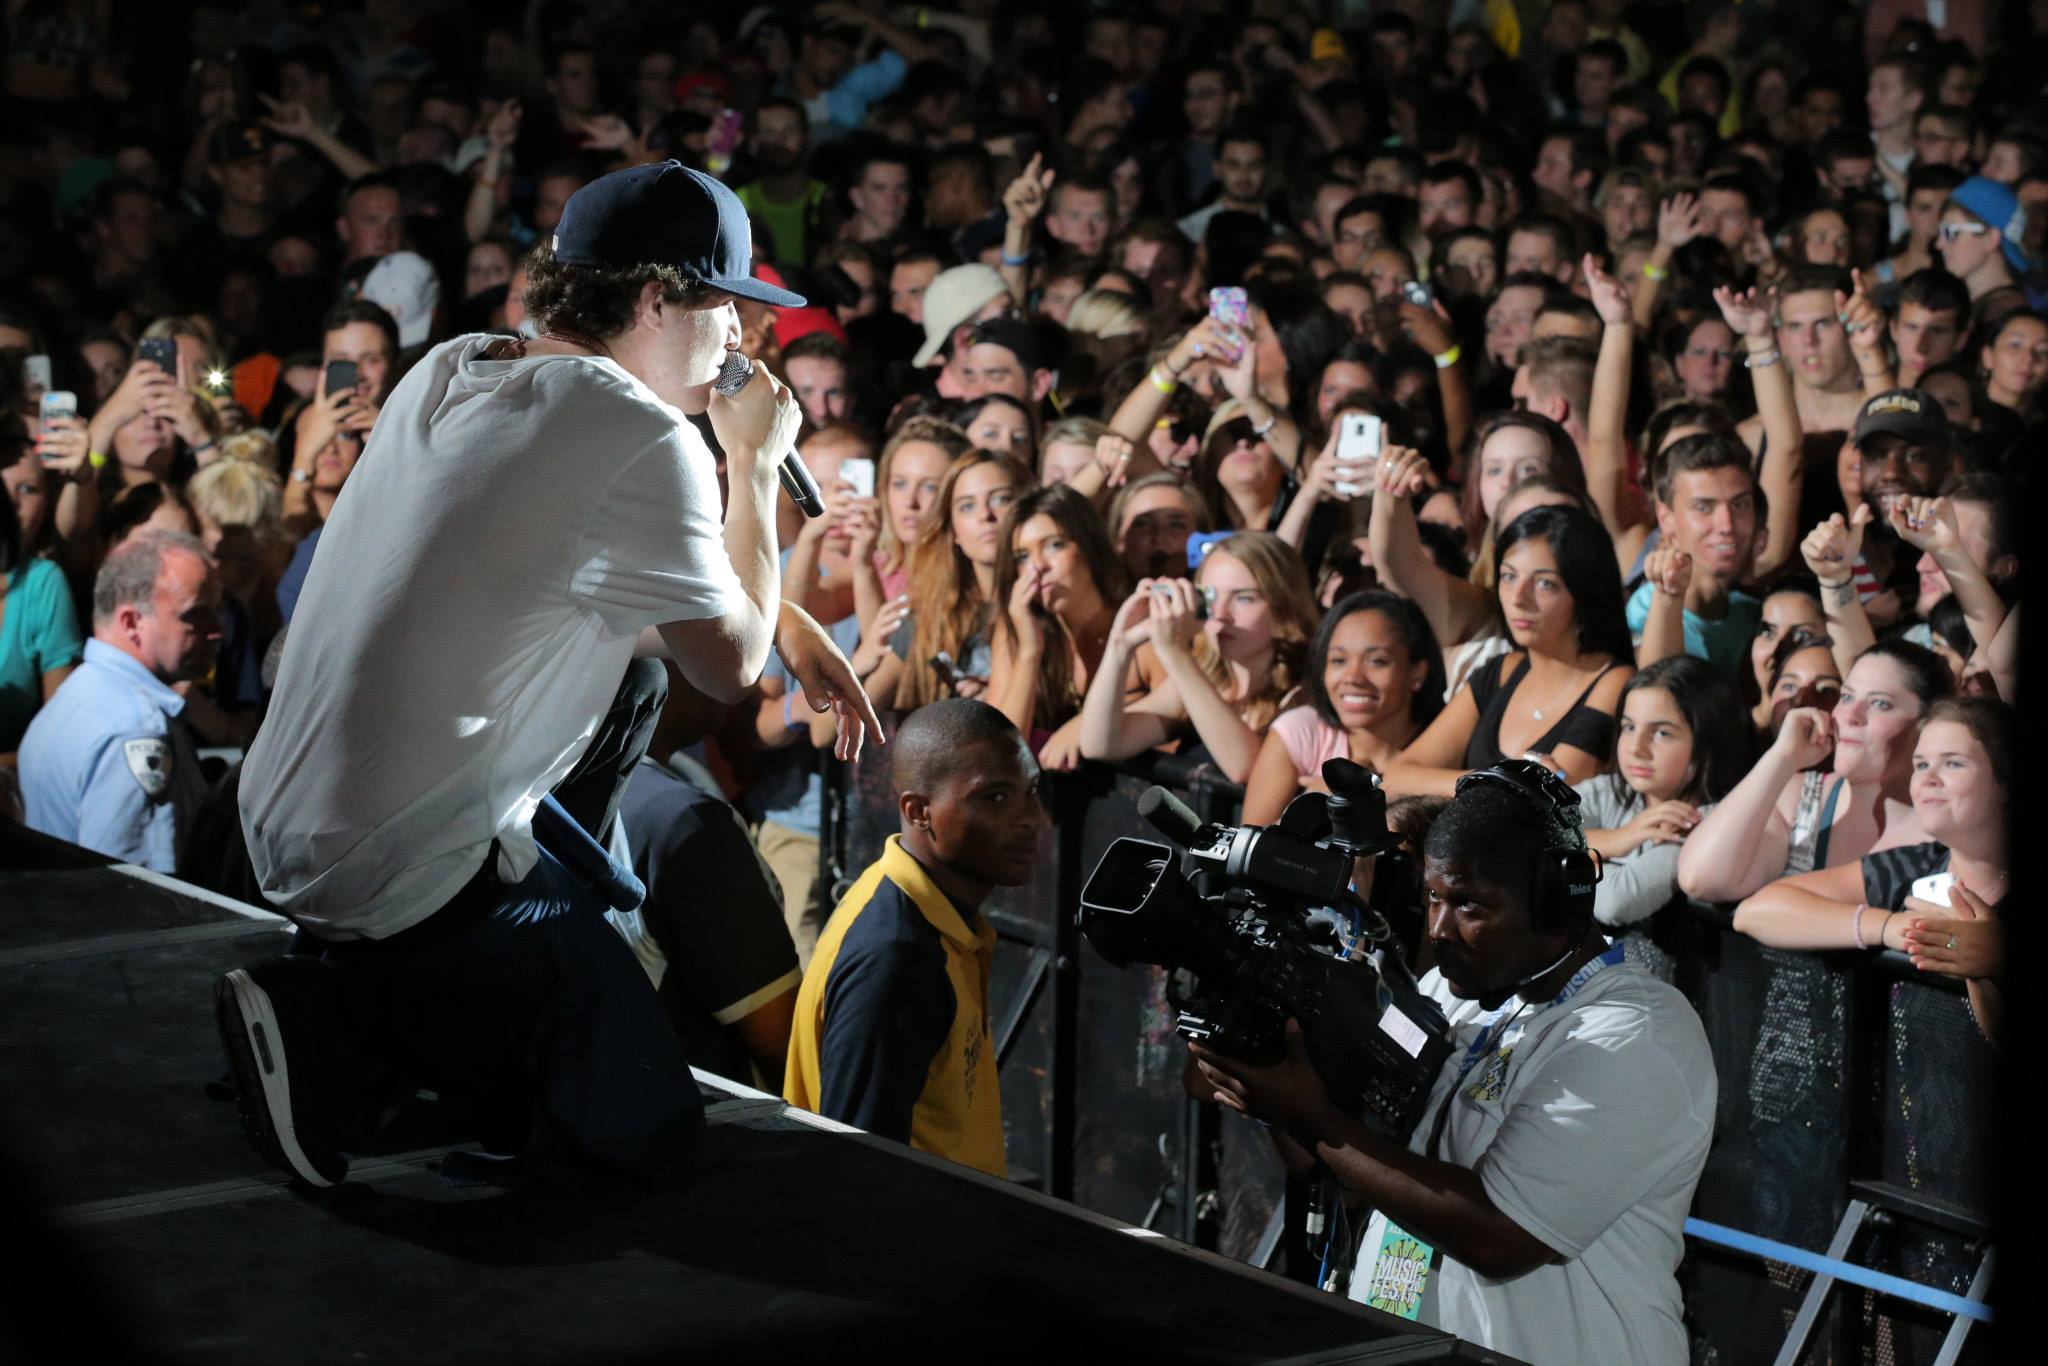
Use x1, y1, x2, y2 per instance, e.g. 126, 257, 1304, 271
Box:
1250, 411, 1278, 437
1641, 262, 1669, 281
1853, 902, 1871, 949
87, 449, 108, 469
1433, 343, 1461, 370
1148, 365, 1178, 394
1743, 349, 1781, 369
1000, 248, 1031, 267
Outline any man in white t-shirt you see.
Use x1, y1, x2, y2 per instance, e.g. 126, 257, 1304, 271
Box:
221, 160, 882, 1189
1194, 762, 1716, 1366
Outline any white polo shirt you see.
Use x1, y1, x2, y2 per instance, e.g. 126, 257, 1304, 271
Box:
240, 336, 747, 940
1350, 957, 1716, 1366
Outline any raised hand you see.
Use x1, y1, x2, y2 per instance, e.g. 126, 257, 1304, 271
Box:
1003, 151, 1054, 225
1215, 333, 1259, 402
1773, 705, 1836, 770
1888, 494, 1961, 556
1111, 579, 1160, 648
1147, 577, 1202, 658
33, 414, 89, 474
850, 592, 911, 677
1835, 269, 1887, 362
1373, 445, 1433, 500
1095, 431, 1136, 488
1644, 542, 1693, 599
1583, 253, 1633, 325
1007, 559, 1047, 635
257, 93, 316, 141
1166, 315, 1244, 374
842, 495, 884, 562
1397, 297, 1455, 355
1656, 192, 1704, 249
1800, 506, 1872, 586
485, 98, 522, 151
1302, 428, 1374, 503
1713, 283, 1776, 340
578, 114, 638, 153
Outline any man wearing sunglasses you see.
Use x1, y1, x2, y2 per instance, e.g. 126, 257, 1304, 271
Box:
1934, 176, 2032, 303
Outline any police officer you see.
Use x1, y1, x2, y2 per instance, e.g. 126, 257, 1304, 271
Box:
20, 530, 221, 870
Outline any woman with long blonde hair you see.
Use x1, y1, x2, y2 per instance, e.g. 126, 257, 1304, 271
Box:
1077, 531, 1318, 783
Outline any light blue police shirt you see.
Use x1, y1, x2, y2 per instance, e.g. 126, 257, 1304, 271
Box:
18, 638, 204, 871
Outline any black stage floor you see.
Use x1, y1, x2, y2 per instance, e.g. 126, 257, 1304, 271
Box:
1, 827, 1519, 1364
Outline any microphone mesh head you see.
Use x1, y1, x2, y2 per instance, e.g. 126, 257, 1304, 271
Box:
712, 351, 754, 397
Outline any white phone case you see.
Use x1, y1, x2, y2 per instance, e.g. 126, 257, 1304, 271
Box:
840, 458, 875, 499
1337, 414, 1383, 465
1909, 871, 1955, 908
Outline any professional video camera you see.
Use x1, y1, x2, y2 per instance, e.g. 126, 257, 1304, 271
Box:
1078, 759, 1454, 1143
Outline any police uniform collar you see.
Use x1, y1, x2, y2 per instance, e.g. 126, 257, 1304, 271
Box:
82, 639, 186, 718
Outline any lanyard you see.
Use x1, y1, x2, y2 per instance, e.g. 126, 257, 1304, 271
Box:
1424, 940, 1625, 1160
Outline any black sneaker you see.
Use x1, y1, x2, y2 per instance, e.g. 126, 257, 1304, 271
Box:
215, 958, 350, 1187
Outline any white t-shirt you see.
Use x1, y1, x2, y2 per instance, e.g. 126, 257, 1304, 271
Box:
1349, 956, 1716, 1366
240, 336, 748, 940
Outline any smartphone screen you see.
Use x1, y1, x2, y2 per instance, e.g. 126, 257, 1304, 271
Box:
840, 457, 875, 499
324, 359, 361, 397
137, 337, 177, 375
22, 354, 52, 399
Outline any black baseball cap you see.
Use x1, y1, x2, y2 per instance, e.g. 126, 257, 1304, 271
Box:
968, 317, 1046, 372
551, 160, 806, 307
1852, 388, 1952, 448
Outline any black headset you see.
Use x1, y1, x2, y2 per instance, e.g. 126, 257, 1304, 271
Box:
1453, 760, 1600, 933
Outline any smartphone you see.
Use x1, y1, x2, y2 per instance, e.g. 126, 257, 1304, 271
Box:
1909, 871, 1956, 908
1401, 280, 1434, 309
22, 354, 52, 399
40, 390, 77, 424
1335, 412, 1384, 497
137, 337, 177, 375
839, 457, 875, 499
1207, 286, 1250, 332
930, 650, 965, 688
1152, 580, 1214, 619
323, 359, 361, 397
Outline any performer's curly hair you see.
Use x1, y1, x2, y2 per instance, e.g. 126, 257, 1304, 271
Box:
521, 244, 724, 341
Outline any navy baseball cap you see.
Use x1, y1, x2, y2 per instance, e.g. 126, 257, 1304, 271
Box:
551, 160, 806, 307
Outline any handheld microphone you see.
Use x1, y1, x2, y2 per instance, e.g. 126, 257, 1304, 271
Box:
712, 350, 825, 518
1136, 785, 1206, 848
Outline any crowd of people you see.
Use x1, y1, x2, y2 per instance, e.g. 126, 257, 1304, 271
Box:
0, 0, 2027, 1358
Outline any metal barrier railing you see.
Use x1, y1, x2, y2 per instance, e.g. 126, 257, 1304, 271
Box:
818, 750, 1998, 1361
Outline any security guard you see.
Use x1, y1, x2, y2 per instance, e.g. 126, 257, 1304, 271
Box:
785, 699, 1046, 1176
20, 531, 220, 871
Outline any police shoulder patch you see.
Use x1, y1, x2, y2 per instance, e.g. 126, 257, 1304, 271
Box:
122, 737, 172, 799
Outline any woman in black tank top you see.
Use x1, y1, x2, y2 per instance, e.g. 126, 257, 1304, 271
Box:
1387, 505, 1636, 796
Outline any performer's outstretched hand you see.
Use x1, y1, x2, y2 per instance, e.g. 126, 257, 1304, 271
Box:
776, 601, 887, 762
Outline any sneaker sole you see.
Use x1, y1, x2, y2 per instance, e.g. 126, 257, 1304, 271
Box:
217, 969, 342, 1187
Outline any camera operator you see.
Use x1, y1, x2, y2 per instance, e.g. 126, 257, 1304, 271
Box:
1192, 762, 1714, 1366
